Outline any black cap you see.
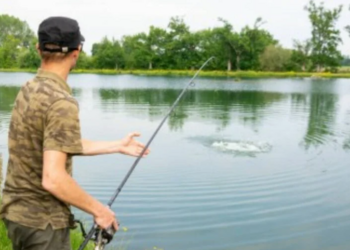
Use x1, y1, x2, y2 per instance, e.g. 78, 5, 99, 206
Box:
38, 16, 85, 53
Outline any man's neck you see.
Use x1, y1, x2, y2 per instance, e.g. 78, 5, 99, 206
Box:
40, 63, 70, 82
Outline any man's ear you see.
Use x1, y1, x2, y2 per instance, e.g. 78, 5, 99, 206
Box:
36, 43, 42, 56
72, 49, 80, 60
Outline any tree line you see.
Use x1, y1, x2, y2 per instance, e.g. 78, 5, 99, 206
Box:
0, 0, 349, 72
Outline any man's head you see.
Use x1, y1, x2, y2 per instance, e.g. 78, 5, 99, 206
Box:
37, 16, 85, 70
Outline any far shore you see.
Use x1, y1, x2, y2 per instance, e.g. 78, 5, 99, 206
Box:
1, 68, 350, 79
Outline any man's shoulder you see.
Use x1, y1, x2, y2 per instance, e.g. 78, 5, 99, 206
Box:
27, 76, 78, 110
47, 97, 80, 118
35, 76, 73, 98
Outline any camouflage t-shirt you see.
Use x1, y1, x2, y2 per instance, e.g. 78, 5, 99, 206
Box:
0, 69, 83, 230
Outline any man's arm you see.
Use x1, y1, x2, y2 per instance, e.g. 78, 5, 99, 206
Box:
81, 139, 119, 156
81, 132, 150, 157
42, 99, 118, 230
42, 149, 118, 230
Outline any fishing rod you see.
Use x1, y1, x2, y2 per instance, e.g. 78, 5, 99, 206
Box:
77, 56, 215, 250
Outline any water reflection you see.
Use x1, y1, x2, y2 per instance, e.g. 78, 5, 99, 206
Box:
342, 110, 350, 150
98, 88, 286, 131
0, 84, 347, 151
0, 86, 19, 112
302, 93, 338, 149
0, 86, 20, 135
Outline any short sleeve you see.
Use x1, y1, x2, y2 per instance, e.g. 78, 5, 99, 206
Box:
44, 98, 83, 155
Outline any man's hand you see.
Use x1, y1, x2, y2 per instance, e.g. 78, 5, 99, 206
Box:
94, 206, 119, 231
81, 132, 150, 157
118, 132, 150, 157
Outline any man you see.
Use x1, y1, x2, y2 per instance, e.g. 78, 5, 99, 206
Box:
0, 16, 150, 250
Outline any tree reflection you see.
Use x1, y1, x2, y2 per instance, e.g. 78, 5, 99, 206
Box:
342, 111, 350, 151
99, 88, 285, 131
0, 86, 20, 133
300, 81, 338, 149
72, 88, 82, 98
0, 83, 344, 153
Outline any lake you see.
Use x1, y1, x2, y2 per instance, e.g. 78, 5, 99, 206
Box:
1, 72, 350, 250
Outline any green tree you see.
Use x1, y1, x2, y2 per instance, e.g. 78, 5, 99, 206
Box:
135, 26, 167, 70
164, 17, 192, 69
212, 18, 236, 71
239, 18, 277, 70
122, 34, 148, 69
17, 39, 41, 68
0, 14, 35, 48
196, 28, 224, 70
305, 0, 343, 71
0, 35, 20, 68
92, 37, 125, 69
289, 40, 312, 71
259, 44, 292, 71
181, 31, 203, 70
75, 51, 93, 69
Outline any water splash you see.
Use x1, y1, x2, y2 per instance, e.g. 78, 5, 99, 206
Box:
211, 140, 272, 155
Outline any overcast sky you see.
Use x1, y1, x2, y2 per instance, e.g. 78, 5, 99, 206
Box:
2, 0, 350, 55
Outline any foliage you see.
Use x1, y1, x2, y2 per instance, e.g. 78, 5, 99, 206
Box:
17, 39, 41, 69
0, 14, 35, 48
70, 228, 94, 250
0, 35, 21, 68
304, 0, 343, 71
75, 51, 93, 69
259, 45, 292, 71
91, 37, 125, 69
0, 7, 348, 72
289, 40, 312, 71
239, 18, 278, 70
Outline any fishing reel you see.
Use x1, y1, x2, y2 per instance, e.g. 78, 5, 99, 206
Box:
93, 226, 116, 250
71, 216, 117, 250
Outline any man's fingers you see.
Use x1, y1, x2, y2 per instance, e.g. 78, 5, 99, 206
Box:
129, 132, 141, 138
138, 145, 150, 153
137, 142, 150, 151
137, 141, 146, 148
137, 148, 150, 155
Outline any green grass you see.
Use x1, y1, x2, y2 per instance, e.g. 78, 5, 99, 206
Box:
0, 218, 12, 250
2, 68, 350, 79
70, 226, 95, 250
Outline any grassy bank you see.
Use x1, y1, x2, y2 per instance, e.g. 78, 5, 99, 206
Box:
1, 68, 350, 79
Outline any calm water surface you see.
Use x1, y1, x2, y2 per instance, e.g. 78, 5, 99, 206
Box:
1, 72, 350, 250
